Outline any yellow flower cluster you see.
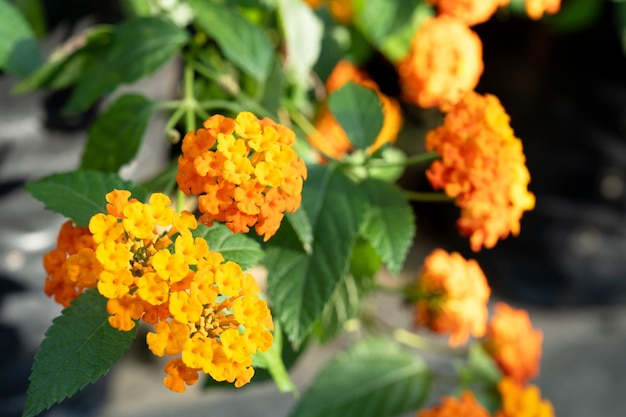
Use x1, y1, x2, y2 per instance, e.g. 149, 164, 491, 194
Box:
43, 189, 274, 391
177, 112, 307, 241
496, 378, 555, 417
427, 0, 509, 26
425, 92, 536, 251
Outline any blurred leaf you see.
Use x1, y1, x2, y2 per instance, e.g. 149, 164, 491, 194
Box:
289, 337, 430, 417
140, 158, 179, 195
258, 56, 285, 114
264, 164, 366, 347
277, 0, 323, 88
192, 223, 264, 271
13, 26, 113, 94
25, 170, 148, 227
23, 289, 137, 417
349, 238, 381, 281
327, 82, 384, 151
360, 178, 415, 275
544, 0, 603, 33
81, 94, 155, 173
65, 17, 188, 113
367, 146, 407, 183
354, 0, 432, 63
190, 0, 274, 82
617, 0, 626, 55
15, 0, 46, 38
0, 0, 41, 76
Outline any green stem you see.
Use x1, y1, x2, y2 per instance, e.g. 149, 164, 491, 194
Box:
287, 104, 318, 138
198, 99, 245, 113
367, 151, 439, 169
184, 65, 196, 132
393, 328, 467, 357
176, 189, 185, 215
404, 190, 454, 203
374, 284, 424, 301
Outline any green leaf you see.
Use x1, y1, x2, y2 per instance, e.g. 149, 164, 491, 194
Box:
13, 26, 114, 94
327, 82, 384, 151
15, 0, 47, 38
191, 223, 264, 271
23, 289, 137, 417
264, 164, 366, 346
25, 170, 148, 227
349, 237, 381, 282
276, 0, 323, 88
289, 337, 430, 417
285, 208, 313, 255
189, 0, 274, 82
0, 0, 41, 76
361, 178, 415, 275
65, 17, 189, 113
80, 94, 156, 172
354, 0, 432, 63
367, 146, 407, 183
312, 273, 363, 343
258, 56, 285, 114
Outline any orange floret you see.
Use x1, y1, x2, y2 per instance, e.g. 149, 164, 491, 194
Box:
177, 112, 307, 241
425, 91, 535, 251
413, 249, 490, 347
496, 377, 555, 417
525, 0, 561, 20
308, 60, 404, 160
428, 0, 510, 26
397, 16, 483, 109
484, 303, 543, 384
302, 0, 353, 24
417, 391, 491, 417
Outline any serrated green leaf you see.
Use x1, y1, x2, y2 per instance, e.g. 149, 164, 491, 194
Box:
285, 208, 313, 254
191, 223, 263, 271
80, 94, 155, 172
189, 0, 273, 82
354, 0, 432, 63
327, 82, 384, 151
290, 337, 430, 417
313, 273, 363, 343
361, 178, 415, 275
25, 170, 148, 227
264, 164, 366, 346
0, 0, 41, 76
23, 289, 137, 417
65, 17, 189, 113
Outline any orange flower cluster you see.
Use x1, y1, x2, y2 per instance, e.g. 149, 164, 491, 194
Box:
425, 91, 535, 251
525, 0, 561, 20
43, 220, 99, 307
496, 377, 555, 417
397, 16, 483, 109
43, 190, 274, 391
302, 0, 353, 24
308, 60, 403, 160
484, 303, 543, 384
418, 391, 490, 417
177, 112, 307, 241
427, 0, 509, 26
413, 249, 490, 346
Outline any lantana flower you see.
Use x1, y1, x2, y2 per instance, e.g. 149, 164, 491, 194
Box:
417, 391, 491, 417
484, 303, 543, 385
177, 112, 307, 241
525, 0, 561, 20
427, 0, 510, 26
397, 15, 483, 109
308, 60, 403, 160
43, 189, 274, 391
425, 91, 535, 251
413, 249, 490, 347
302, 0, 354, 24
496, 377, 555, 417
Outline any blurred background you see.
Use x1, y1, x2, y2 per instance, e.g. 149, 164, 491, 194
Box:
1, 0, 626, 416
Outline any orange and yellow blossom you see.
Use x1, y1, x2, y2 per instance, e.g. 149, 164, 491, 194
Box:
425, 91, 535, 251
302, 0, 353, 24
308, 60, 403, 160
397, 15, 483, 109
43, 189, 274, 391
413, 249, 490, 347
177, 112, 307, 241
484, 303, 543, 385
525, 0, 561, 20
428, 0, 510, 26
417, 391, 491, 417
496, 377, 555, 417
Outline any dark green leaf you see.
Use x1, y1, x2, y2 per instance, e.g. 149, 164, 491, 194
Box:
15, 0, 47, 38
349, 238, 381, 282
360, 178, 415, 275
192, 223, 264, 271
264, 164, 366, 346
355, 0, 432, 63
189, 0, 273, 82
65, 17, 189, 113
285, 208, 313, 255
0, 0, 41, 76
25, 170, 148, 227
327, 82, 384, 151
23, 289, 137, 417
290, 337, 430, 417
258, 56, 285, 115
80, 94, 155, 172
